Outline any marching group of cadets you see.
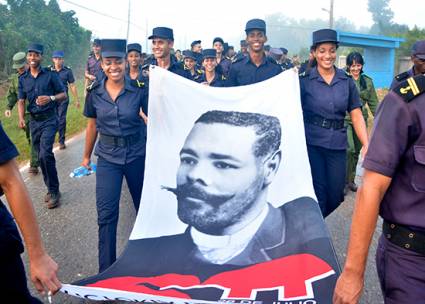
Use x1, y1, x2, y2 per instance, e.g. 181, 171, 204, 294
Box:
1, 16, 425, 304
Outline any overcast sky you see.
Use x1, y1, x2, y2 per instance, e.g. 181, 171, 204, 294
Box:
56, 0, 425, 51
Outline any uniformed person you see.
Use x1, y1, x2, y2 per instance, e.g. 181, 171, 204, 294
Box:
212, 37, 232, 77
81, 39, 148, 272
182, 50, 203, 81
390, 40, 425, 90
50, 50, 81, 149
196, 49, 226, 87
126, 43, 145, 80
143, 27, 191, 79
269, 47, 283, 65
334, 73, 425, 304
84, 39, 103, 94
126, 43, 149, 123
279, 47, 294, 71
4, 52, 40, 175
18, 43, 67, 209
190, 39, 203, 65
0, 122, 61, 302
299, 29, 368, 217
226, 19, 282, 86
344, 52, 378, 193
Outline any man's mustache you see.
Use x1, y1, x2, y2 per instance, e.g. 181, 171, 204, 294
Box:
162, 184, 234, 205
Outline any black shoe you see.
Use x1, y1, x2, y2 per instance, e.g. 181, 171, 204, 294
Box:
59, 143, 66, 150
47, 192, 61, 209
343, 184, 349, 196
44, 192, 51, 202
28, 166, 39, 175
348, 182, 358, 192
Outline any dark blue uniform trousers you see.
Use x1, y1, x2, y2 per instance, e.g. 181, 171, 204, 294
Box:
96, 155, 145, 272
30, 117, 59, 194
376, 235, 425, 303
56, 100, 69, 145
307, 145, 346, 217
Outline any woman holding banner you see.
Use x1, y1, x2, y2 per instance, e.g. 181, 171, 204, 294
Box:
81, 39, 148, 272
299, 29, 369, 217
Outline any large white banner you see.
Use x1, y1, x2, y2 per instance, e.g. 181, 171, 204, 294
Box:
62, 67, 340, 303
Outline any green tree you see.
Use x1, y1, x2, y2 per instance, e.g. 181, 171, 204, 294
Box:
0, 0, 91, 78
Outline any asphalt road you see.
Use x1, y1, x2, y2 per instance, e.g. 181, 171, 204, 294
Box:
12, 133, 383, 303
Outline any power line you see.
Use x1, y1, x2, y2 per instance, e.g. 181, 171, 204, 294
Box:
59, 0, 145, 31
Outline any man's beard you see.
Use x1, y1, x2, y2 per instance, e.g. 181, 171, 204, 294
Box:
163, 179, 262, 235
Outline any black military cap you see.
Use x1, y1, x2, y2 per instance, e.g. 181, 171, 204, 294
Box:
202, 48, 217, 59
127, 43, 142, 54
280, 47, 288, 55
245, 18, 266, 34
101, 39, 127, 58
240, 40, 248, 47
27, 43, 44, 54
148, 27, 174, 41
412, 40, 425, 59
93, 39, 101, 46
312, 29, 338, 46
191, 40, 201, 47
182, 50, 197, 60
213, 37, 224, 45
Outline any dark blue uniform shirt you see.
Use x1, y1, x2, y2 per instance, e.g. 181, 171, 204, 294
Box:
143, 55, 191, 79
84, 78, 148, 165
86, 55, 102, 77
363, 88, 425, 229
389, 67, 414, 90
195, 73, 226, 87
50, 66, 75, 93
18, 67, 66, 114
300, 66, 361, 150
226, 54, 282, 86
0, 123, 24, 256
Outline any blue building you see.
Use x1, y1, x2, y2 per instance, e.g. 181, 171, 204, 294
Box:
337, 31, 404, 88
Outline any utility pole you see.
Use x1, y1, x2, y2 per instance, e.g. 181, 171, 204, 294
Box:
126, 0, 131, 41
322, 0, 335, 29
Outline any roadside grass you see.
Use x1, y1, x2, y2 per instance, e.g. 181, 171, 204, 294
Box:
0, 79, 87, 164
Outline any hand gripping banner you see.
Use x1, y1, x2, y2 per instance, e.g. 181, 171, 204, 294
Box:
62, 66, 340, 303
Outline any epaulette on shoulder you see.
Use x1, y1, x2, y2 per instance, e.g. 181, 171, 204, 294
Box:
344, 70, 352, 78
395, 71, 410, 82
299, 70, 309, 78
196, 69, 204, 75
64, 65, 71, 70
393, 74, 425, 103
86, 80, 100, 92
130, 79, 146, 88
221, 75, 226, 81
47, 65, 54, 71
232, 54, 245, 64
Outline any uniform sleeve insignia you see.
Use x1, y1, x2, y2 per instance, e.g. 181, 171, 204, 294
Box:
394, 75, 425, 103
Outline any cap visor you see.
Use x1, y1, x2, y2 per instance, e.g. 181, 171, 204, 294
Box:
148, 35, 172, 40
415, 54, 425, 60
101, 51, 125, 58
27, 49, 42, 54
12, 63, 25, 69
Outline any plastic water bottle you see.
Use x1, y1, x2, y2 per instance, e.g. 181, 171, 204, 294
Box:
69, 162, 97, 178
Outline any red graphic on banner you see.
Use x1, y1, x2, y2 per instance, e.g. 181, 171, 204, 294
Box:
88, 254, 335, 300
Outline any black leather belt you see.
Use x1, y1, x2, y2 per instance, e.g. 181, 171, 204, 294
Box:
304, 114, 344, 130
99, 133, 141, 147
30, 109, 56, 121
383, 221, 425, 255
